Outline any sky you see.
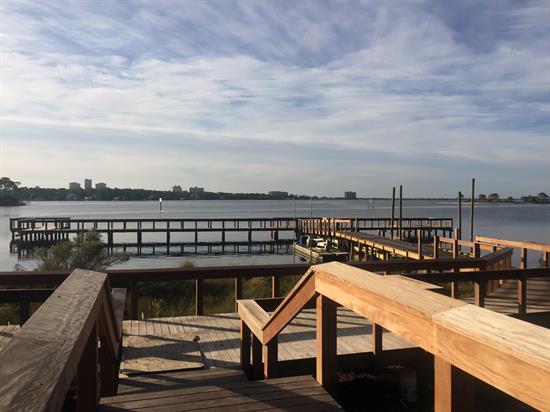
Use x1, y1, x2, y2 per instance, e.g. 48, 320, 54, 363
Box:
0, 0, 549, 197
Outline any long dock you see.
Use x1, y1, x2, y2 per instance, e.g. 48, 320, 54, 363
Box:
9, 216, 453, 257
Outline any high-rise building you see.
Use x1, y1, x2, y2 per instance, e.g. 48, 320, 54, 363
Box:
172, 185, 183, 193
84, 179, 92, 190
95, 182, 107, 190
189, 186, 205, 194
344, 191, 357, 200
69, 182, 81, 190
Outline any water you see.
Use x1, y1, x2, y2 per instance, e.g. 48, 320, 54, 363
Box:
0, 199, 548, 270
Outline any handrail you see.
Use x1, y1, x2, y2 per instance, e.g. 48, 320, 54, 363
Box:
0, 269, 123, 411
0, 258, 488, 320
476, 236, 550, 253
239, 262, 550, 410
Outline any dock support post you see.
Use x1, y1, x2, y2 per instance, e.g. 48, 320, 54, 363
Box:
316, 295, 337, 396
398, 185, 403, 240
390, 187, 395, 238
457, 191, 462, 240
272, 276, 280, 298
469, 178, 475, 242
518, 248, 527, 314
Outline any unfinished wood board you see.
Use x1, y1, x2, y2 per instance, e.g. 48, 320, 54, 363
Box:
121, 334, 203, 375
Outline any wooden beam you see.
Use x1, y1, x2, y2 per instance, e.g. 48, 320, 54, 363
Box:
434, 356, 475, 412
77, 322, 98, 411
240, 321, 251, 378
195, 279, 204, 316
316, 295, 337, 396
251, 335, 262, 380
372, 323, 383, 355
263, 337, 278, 379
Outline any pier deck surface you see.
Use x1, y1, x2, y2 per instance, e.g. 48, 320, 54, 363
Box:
336, 231, 438, 259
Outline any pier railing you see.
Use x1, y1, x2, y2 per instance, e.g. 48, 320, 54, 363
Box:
0, 269, 126, 411
238, 262, 550, 411
297, 217, 453, 238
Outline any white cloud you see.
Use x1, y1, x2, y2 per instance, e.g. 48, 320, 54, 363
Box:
0, 1, 548, 195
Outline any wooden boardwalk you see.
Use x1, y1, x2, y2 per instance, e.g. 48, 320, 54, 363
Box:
336, 231, 438, 260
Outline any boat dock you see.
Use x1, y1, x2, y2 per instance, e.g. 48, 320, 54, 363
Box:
9, 216, 453, 257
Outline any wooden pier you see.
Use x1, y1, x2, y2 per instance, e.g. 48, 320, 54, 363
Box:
9, 216, 453, 257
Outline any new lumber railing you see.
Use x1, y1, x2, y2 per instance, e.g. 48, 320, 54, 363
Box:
0, 269, 126, 412
238, 262, 550, 411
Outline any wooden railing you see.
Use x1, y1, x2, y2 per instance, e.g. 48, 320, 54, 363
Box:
0, 257, 490, 323
297, 217, 453, 238
0, 269, 126, 411
238, 262, 550, 411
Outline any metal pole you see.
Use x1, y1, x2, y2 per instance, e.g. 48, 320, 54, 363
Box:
457, 191, 462, 240
398, 185, 403, 240
390, 187, 396, 239
470, 178, 475, 242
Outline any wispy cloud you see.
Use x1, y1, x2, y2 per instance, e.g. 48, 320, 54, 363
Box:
0, 0, 548, 195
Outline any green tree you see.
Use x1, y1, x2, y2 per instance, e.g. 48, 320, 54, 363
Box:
35, 230, 128, 271
0, 177, 20, 192
478, 194, 487, 201
487, 193, 500, 201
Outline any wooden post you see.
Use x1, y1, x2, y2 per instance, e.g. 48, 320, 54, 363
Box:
235, 277, 242, 313
240, 321, 251, 378
469, 178, 475, 242
99, 337, 116, 397
451, 233, 459, 298
473, 243, 484, 307
434, 357, 475, 412
390, 187, 396, 239
77, 322, 98, 411
543, 251, 549, 268
316, 295, 337, 395
19, 301, 30, 325
272, 275, 280, 298
519, 248, 527, 314
252, 335, 262, 380
417, 229, 423, 260
263, 337, 278, 379
457, 191, 462, 240
196, 279, 204, 316
130, 281, 138, 320
398, 185, 403, 240
372, 323, 382, 355
433, 236, 440, 259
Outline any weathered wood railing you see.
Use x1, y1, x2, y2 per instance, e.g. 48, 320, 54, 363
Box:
0, 269, 126, 411
0, 257, 490, 323
238, 262, 550, 411
297, 217, 453, 238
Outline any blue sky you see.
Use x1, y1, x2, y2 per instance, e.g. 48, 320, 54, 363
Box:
1, 0, 548, 197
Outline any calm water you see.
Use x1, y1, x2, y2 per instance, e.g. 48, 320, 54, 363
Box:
0, 199, 548, 270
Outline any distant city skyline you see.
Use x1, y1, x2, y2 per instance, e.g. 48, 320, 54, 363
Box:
1, 1, 548, 197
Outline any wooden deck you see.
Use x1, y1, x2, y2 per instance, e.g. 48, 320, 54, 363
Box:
0, 308, 413, 365
336, 231, 438, 259
100, 370, 341, 411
